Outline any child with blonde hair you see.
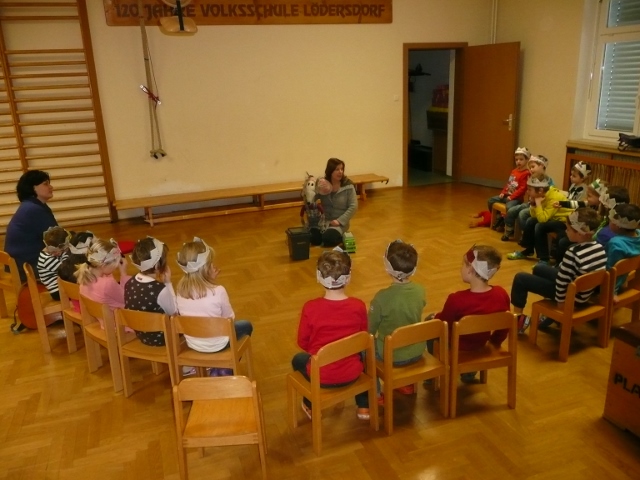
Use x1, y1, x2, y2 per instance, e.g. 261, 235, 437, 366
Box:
175, 238, 253, 376
77, 239, 130, 329
38, 226, 70, 300
124, 237, 177, 346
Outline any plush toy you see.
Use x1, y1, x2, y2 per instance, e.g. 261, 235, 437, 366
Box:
468, 210, 492, 228
300, 173, 324, 229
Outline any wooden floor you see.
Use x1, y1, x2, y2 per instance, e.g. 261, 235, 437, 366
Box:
1, 183, 639, 480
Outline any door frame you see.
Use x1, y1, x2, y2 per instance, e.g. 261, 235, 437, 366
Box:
403, 42, 467, 187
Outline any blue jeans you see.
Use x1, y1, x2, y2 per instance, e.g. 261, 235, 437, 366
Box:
505, 203, 528, 230
488, 196, 521, 215
291, 352, 369, 409
511, 264, 558, 309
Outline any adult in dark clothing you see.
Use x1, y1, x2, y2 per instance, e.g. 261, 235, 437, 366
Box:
4, 170, 57, 282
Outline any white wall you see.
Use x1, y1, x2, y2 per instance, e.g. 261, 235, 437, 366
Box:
82, 0, 493, 199
496, 0, 586, 185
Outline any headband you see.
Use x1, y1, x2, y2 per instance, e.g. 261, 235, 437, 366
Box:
382, 240, 416, 281
527, 175, 550, 188
177, 237, 212, 274
599, 191, 617, 210
68, 232, 94, 255
609, 208, 640, 230
464, 245, 497, 281
514, 147, 530, 159
43, 227, 71, 254
567, 211, 593, 235
130, 237, 164, 272
528, 155, 548, 168
88, 239, 121, 266
572, 161, 591, 178
590, 178, 607, 196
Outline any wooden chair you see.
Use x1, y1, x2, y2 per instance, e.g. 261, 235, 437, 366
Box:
115, 308, 177, 397
57, 278, 82, 353
173, 376, 268, 480
608, 256, 640, 328
170, 315, 254, 383
374, 319, 449, 435
23, 263, 62, 354
79, 294, 129, 393
286, 331, 379, 455
450, 312, 517, 418
529, 269, 610, 362
0, 250, 21, 318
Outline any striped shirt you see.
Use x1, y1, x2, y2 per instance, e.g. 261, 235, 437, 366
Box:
37, 251, 67, 296
555, 241, 607, 303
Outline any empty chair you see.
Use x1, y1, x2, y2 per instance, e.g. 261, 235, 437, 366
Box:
80, 294, 129, 392
375, 319, 449, 435
529, 269, 610, 362
170, 315, 254, 382
173, 376, 267, 480
0, 250, 21, 318
115, 308, 176, 397
450, 312, 517, 418
608, 256, 640, 327
57, 277, 82, 353
286, 331, 379, 455
23, 263, 62, 354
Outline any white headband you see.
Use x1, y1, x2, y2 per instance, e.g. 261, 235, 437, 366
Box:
599, 191, 617, 210
609, 208, 640, 230
68, 232, 94, 255
464, 246, 497, 281
177, 237, 212, 274
382, 240, 416, 281
88, 239, 121, 266
568, 211, 593, 235
591, 178, 607, 197
572, 161, 591, 178
527, 176, 550, 188
514, 147, 530, 159
43, 226, 70, 254
130, 237, 164, 272
316, 270, 351, 289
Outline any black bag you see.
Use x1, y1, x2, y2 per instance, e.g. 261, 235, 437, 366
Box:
618, 133, 640, 151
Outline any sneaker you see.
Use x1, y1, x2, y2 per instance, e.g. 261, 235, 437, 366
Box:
377, 394, 385, 406
538, 315, 555, 328
517, 314, 531, 333
356, 408, 370, 420
301, 401, 313, 421
507, 250, 532, 260
460, 372, 477, 383
536, 260, 550, 266
395, 385, 415, 395
182, 366, 197, 377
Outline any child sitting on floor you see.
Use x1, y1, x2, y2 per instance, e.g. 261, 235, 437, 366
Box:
175, 237, 253, 377
291, 248, 370, 420
428, 245, 510, 383
512, 208, 607, 332
604, 203, 640, 298
507, 175, 572, 261
38, 226, 70, 300
368, 240, 425, 400
487, 147, 531, 230
124, 236, 177, 346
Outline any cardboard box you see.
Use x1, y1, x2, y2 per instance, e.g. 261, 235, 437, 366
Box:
603, 322, 640, 437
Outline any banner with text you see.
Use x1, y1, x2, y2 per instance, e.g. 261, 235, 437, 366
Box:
104, 0, 392, 26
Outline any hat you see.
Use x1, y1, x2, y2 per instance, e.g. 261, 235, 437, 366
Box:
514, 147, 531, 159
528, 155, 549, 168
572, 161, 591, 178
527, 175, 550, 188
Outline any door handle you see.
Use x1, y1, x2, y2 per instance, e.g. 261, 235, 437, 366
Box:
503, 114, 513, 131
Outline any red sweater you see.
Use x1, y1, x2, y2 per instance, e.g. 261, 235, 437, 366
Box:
501, 167, 531, 201
435, 286, 510, 351
297, 297, 368, 384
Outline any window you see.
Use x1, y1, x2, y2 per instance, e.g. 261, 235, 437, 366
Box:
586, 0, 640, 139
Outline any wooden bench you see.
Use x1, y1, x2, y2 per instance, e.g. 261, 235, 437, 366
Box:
114, 173, 389, 226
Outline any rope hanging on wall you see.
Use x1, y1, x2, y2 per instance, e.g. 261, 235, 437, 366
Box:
138, 0, 166, 159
